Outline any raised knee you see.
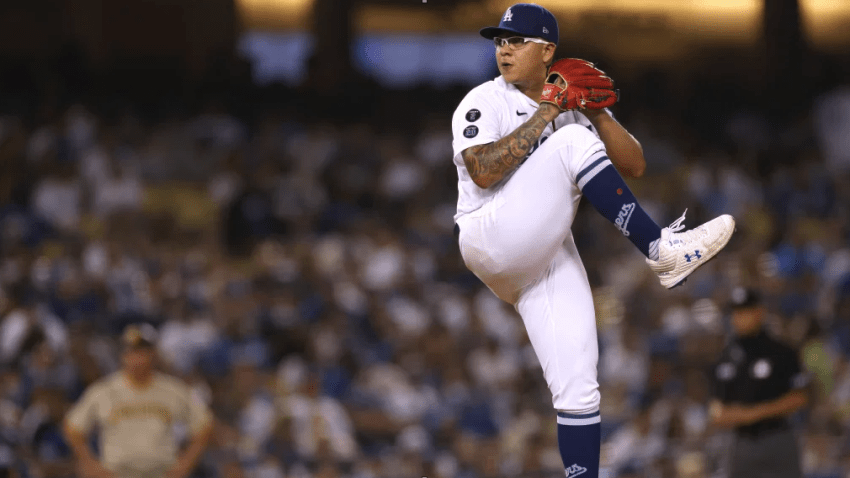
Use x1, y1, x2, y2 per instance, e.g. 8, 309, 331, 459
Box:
552, 123, 595, 140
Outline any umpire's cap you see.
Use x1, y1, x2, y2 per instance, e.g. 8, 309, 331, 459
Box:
479, 3, 559, 45
729, 287, 762, 310
122, 323, 158, 349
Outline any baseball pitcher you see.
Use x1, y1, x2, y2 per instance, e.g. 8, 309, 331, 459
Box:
452, 4, 736, 476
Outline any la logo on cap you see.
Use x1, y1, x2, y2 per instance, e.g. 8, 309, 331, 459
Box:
503, 8, 512, 22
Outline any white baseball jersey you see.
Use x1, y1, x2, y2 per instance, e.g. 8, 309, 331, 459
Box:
451, 75, 600, 222
451, 75, 613, 413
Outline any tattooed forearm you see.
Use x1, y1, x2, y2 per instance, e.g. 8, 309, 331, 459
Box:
462, 105, 559, 189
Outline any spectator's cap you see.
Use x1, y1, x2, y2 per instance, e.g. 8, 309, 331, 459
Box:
479, 3, 559, 45
122, 323, 158, 349
729, 287, 762, 310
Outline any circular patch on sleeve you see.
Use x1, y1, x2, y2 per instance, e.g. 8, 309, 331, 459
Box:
465, 109, 481, 122
752, 359, 772, 379
463, 125, 479, 138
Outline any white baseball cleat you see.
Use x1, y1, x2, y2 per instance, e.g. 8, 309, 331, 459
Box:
646, 210, 736, 289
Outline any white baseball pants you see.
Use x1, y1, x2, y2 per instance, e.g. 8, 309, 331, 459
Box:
457, 125, 606, 412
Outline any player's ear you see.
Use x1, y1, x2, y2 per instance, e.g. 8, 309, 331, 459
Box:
542, 43, 556, 67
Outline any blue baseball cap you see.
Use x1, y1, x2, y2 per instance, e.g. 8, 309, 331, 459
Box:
479, 3, 559, 45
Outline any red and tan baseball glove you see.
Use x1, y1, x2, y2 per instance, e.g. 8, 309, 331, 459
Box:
540, 58, 619, 111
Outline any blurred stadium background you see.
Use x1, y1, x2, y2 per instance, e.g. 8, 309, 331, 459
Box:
0, 0, 849, 476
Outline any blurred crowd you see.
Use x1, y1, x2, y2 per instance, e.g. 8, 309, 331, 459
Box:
0, 76, 849, 478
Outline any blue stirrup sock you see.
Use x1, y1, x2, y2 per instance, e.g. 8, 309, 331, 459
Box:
557, 410, 601, 478
579, 164, 662, 260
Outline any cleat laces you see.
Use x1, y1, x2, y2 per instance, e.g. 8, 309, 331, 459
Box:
662, 209, 709, 249
666, 208, 687, 233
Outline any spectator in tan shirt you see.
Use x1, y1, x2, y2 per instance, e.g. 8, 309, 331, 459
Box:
63, 324, 213, 478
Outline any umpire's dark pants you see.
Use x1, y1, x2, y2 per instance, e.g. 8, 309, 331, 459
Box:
729, 427, 803, 478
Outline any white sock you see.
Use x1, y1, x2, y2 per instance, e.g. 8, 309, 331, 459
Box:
648, 237, 661, 261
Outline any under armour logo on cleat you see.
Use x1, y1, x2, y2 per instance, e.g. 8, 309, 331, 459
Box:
684, 250, 702, 262
565, 464, 587, 478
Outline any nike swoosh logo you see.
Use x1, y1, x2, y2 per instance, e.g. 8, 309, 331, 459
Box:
516, 110, 527, 116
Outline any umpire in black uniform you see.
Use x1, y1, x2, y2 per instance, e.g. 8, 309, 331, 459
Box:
709, 287, 809, 478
